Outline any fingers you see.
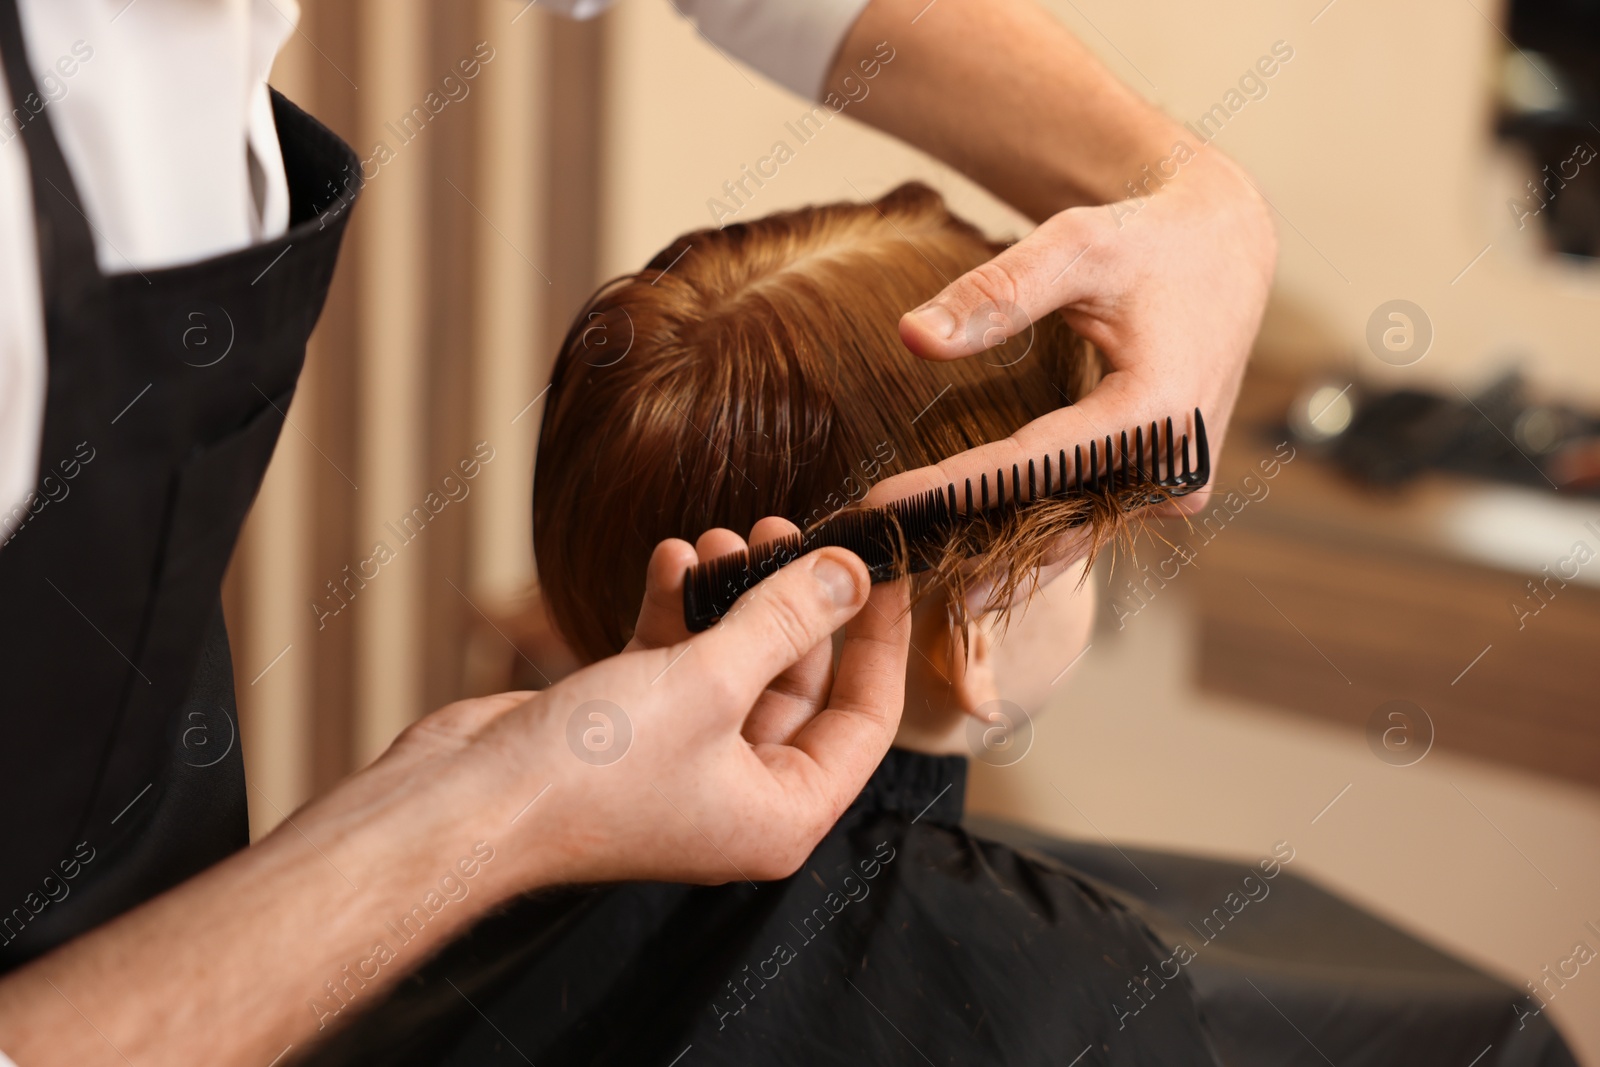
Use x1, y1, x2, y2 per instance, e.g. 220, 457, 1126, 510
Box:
741, 638, 835, 746
695, 527, 748, 560
776, 578, 911, 813
747, 515, 800, 546
737, 518, 837, 744
627, 537, 698, 651
673, 548, 871, 715
634, 519, 809, 651
898, 209, 1112, 361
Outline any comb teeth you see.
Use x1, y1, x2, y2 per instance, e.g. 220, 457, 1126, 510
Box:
682, 409, 1210, 631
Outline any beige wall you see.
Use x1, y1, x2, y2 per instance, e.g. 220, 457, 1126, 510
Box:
598, 0, 1031, 281
601, 0, 1600, 401
597, 0, 1600, 1060
241, 0, 562, 826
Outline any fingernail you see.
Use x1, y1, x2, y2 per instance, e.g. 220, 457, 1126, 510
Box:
814, 558, 861, 607
909, 304, 956, 340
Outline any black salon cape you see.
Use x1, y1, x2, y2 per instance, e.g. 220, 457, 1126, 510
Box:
303, 750, 1577, 1067
306, 749, 1221, 1066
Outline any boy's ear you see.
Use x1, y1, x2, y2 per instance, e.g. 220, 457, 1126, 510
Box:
947, 617, 1001, 718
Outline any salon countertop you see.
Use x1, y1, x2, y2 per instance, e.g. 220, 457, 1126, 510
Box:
1170, 365, 1600, 789
1222, 367, 1600, 588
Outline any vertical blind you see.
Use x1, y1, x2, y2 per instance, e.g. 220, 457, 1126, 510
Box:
225, 0, 602, 838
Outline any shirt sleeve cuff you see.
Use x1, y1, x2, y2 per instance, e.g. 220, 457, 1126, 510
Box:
670, 0, 874, 101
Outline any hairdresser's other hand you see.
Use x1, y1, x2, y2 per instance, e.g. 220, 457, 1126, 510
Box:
429, 538, 910, 888
891, 148, 1275, 524
630, 517, 874, 746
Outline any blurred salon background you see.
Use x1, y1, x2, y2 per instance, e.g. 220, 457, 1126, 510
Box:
234, 0, 1600, 1055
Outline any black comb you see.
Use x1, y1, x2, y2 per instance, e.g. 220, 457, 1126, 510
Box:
682, 408, 1209, 632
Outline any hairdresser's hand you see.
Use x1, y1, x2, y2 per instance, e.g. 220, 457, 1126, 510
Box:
436, 536, 911, 888
0, 543, 908, 1067
888, 149, 1275, 529
628, 517, 861, 746
828, 0, 1274, 575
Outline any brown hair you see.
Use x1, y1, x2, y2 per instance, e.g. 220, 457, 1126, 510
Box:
534, 182, 1142, 664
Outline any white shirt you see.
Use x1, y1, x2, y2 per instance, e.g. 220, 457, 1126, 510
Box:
0, 0, 868, 541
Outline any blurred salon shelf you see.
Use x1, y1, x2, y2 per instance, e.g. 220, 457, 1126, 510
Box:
1164, 369, 1600, 788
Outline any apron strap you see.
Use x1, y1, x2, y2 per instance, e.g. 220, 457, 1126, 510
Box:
0, 0, 105, 308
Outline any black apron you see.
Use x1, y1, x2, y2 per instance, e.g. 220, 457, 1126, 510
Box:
0, 0, 359, 969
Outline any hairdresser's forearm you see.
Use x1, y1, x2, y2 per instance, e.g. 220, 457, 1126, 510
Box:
828, 0, 1185, 215
0, 748, 532, 1066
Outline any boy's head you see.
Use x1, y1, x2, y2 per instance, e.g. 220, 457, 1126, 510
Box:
534, 182, 1102, 667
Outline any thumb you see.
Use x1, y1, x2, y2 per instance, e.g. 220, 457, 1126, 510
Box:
898, 208, 1113, 361
674, 548, 871, 714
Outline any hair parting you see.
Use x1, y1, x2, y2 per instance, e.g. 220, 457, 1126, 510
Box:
532, 181, 1167, 664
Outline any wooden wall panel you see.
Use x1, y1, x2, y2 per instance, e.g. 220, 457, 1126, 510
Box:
1179, 372, 1600, 789
226, 0, 603, 837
